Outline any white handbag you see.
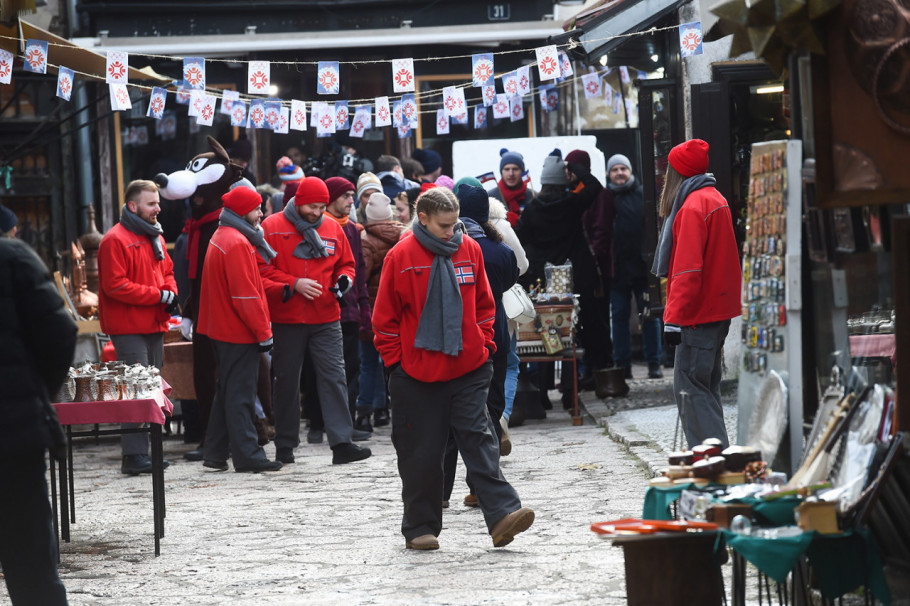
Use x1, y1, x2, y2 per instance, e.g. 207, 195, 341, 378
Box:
502, 284, 536, 324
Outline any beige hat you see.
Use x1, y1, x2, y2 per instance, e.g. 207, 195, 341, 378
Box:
365, 192, 393, 222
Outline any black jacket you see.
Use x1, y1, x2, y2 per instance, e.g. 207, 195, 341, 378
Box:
0, 239, 77, 459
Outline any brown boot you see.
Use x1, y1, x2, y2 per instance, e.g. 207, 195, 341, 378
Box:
593, 368, 630, 399
490, 507, 535, 547
406, 534, 439, 550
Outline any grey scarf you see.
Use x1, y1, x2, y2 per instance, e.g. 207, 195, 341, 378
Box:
651, 173, 716, 278
119, 206, 165, 260
283, 200, 327, 259
219, 208, 277, 263
607, 174, 636, 193
412, 220, 464, 356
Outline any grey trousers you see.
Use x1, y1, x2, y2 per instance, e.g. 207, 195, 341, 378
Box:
674, 320, 731, 449
390, 361, 521, 541
204, 340, 268, 467
110, 333, 163, 456
271, 322, 354, 449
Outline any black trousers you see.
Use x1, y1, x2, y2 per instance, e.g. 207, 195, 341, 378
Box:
302, 321, 360, 429
390, 361, 521, 541
0, 450, 67, 605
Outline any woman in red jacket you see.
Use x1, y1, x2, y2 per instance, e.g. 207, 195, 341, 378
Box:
652, 139, 742, 448
197, 186, 281, 473
372, 187, 534, 551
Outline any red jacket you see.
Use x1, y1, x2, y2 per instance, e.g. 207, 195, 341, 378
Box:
664, 186, 742, 327
98, 223, 177, 335
197, 225, 272, 344
258, 211, 355, 325
372, 231, 496, 382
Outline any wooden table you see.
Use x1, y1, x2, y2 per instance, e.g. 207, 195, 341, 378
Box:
51, 385, 173, 556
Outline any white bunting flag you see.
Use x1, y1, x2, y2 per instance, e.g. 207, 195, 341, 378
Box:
265, 99, 282, 130
147, 87, 167, 119
175, 86, 191, 105
158, 111, 177, 140
679, 22, 704, 57
375, 96, 391, 127
509, 95, 524, 122
350, 107, 370, 138
604, 86, 613, 107
482, 85, 496, 107
503, 71, 519, 97
442, 86, 466, 117
314, 102, 336, 135
472, 53, 495, 88
436, 109, 450, 135
401, 94, 417, 125
183, 57, 205, 90
392, 58, 415, 93
275, 106, 290, 134
56, 67, 75, 101
221, 90, 239, 115
249, 99, 266, 128
0, 49, 13, 84
106, 51, 128, 85
196, 94, 217, 126
355, 106, 372, 130
109, 84, 132, 111
317, 61, 340, 95
290, 100, 307, 130
23, 39, 48, 74
535, 45, 560, 81
612, 93, 621, 114
516, 66, 531, 96
492, 94, 509, 119
619, 66, 631, 84
248, 61, 271, 95
558, 51, 574, 78
188, 90, 205, 117
230, 100, 247, 127
474, 106, 487, 130
335, 101, 350, 130
582, 73, 602, 99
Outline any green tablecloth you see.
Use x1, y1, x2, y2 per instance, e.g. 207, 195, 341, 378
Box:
642, 485, 802, 524
720, 529, 891, 604
641, 483, 696, 520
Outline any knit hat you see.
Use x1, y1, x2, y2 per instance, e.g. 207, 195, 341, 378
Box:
420, 182, 438, 194
0, 205, 17, 233
365, 192, 394, 222
356, 171, 382, 202
565, 149, 591, 171
412, 148, 442, 174
381, 174, 406, 200
454, 176, 483, 191
276, 156, 304, 182
607, 153, 632, 173
669, 139, 710, 177
540, 149, 567, 185
230, 138, 252, 162
456, 184, 490, 223
282, 181, 300, 208
292, 177, 330, 206
325, 176, 355, 202
434, 175, 455, 190
221, 186, 262, 216
499, 148, 525, 172
230, 177, 256, 191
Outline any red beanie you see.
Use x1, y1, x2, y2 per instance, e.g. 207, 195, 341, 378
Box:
221, 186, 261, 216
669, 139, 710, 177
420, 182, 437, 193
293, 177, 330, 206
565, 149, 591, 170
325, 176, 355, 203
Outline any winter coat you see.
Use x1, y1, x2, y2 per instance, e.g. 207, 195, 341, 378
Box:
488, 197, 529, 276
610, 181, 648, 284
372, 232, 495, 382
331, 219, 370, 327
258, 211, 355, 325
0, 238, 76, 459
98, 223, 177, 335
664, 186, 742, 327
582, 187, 617, 281
465, 220, 518, 355
361, 220, 406, 307
197, 225, 272, 344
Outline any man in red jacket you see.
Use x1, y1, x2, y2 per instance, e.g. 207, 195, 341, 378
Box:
259, 177, 372, 465
197, 186, 282, 473
373, 187, 533, 551
653, 139, 742, 448
98, 180, 177, 475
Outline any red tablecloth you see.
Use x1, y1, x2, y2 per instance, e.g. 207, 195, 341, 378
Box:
54, 381, 173, 426
849, 334, 896, 367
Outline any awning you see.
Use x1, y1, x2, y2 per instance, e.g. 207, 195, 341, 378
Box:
16, 19, 171, 83
71, 21, 563, 57
561, 0, 686, 63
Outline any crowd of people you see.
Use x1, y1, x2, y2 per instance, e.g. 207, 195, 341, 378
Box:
0, 137, 741, 601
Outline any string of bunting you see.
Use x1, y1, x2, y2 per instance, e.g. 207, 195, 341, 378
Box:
0, 21, 703, 140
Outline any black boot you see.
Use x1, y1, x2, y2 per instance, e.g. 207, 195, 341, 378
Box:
593, 368, 630, 398
354, 414, 373, 433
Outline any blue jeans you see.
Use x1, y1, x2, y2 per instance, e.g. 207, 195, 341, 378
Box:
503, 331, 519, 420
356, 339, 387, 416
611, 281, 662, 366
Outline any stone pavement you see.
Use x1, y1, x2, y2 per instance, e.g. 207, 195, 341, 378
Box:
20, 398, 654, 606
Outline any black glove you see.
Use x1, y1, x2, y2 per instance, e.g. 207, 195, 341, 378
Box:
334, 274, 352, 295
165, 300, 180, 315
160, 290, 176, 306
566, 162, 590, 179
665, 325, 682, 347
258, 337, 274, 353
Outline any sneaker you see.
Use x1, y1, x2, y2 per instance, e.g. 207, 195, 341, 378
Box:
352, 429, 372, 442
648, 362, 664, 379
405, 534, 439, 550
373, 409, 390, 427
235, 459, 283, 473
203, 459, 229, 472
463, 493, 479, 508
499, 417, 512, 457
354, 415, 373, 433
275, 447, 295, 464
490, 507, 535, 547
307, 427, 324, 444
121, 455, 169, 475
331, 442, 372, 464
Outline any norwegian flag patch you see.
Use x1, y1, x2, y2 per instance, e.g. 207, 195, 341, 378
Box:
324, 239, 336, 255
455, 266, 475, 285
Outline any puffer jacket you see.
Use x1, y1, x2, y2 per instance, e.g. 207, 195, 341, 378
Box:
0, 239, 77, 459
361, 220, 405, 306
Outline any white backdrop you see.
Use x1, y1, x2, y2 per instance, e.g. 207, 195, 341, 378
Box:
452, 135, 606, 190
